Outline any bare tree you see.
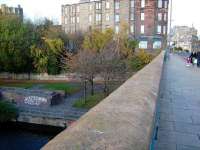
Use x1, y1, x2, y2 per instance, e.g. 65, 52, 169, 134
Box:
98, 41, 127, 96
73, 50, 99, 96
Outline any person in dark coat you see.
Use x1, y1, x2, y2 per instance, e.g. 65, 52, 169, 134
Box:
197, 52, 200, 67
189, 52, 194, 64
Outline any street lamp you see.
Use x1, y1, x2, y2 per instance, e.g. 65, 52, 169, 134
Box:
169, 0, 173, 48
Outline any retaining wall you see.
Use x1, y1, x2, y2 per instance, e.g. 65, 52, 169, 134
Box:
0, 73, 79, 81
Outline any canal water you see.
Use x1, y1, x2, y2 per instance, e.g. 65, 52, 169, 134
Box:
0, 122, 64, 150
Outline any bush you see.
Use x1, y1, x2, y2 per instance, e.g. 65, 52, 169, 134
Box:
0, 101, 18, 122
129, 49, 153, 71
174, 47, 183, 51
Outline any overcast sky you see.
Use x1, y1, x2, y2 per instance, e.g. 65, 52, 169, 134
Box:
0, 0, 199, 34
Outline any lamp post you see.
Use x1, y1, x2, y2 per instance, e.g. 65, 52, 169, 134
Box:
169, 0, 173, 48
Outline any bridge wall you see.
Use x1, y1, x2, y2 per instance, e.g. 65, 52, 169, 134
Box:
16, 115, 68, 128
42, 51, 165, 150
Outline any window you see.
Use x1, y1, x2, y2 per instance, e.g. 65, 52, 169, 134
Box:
130, 13, 134, 21
141, 25, 144, 34
77, 16, 79, 23
164, 1, 168, 8
158, 0, 162, 8
96, 2, 101, 10
141, 0, 145, 8
130, 25, 134, 33
89, 4, 92, 11
65, 18, 67, 25
89, 15, 92, 23
71, 17, 75, 24
139, 41, 148, 49
153, 41, 162, 49
115, 14, 120, 22
65, 8, 68, 14
115, 1, 120, 10
115, 25, 119, 34
141, 12, 145, 21
131, 0, 134, 8
157, 25, 162, 34
96, 14, 102, 22
158, 13, 162, 21
73, 17, 75, 23
76, 5, 80, 13
106, 13, 110, 21
106, 1, 110, 9
164, 13, 167, 21
72, 6, 76, 13
163, 26, 166, 34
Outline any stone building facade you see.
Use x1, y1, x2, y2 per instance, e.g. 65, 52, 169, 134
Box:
170, 26, 198, 52
61, 0, 169, 50
0, 4, 23, 19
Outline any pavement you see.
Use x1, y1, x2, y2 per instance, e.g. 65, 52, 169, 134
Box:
154, 53, 200, 150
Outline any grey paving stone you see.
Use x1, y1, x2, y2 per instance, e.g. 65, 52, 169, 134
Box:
177, 145, 200, 150
157, 130, 177, 144
174, 122, 200, 135
159, 112, 174, 122
175, 132, 200, 147
159, 121, 175, 131
173, 110, 193, 123
154, 142, 177, 150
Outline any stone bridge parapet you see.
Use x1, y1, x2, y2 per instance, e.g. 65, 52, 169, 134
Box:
42, 51, 165, 150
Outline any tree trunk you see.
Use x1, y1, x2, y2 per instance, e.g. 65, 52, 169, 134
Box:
28, 72, 31, 80
90, 79, 94, 96
84, 80, 87, 104
103, 80, 107, 95
104, 77, 110, 96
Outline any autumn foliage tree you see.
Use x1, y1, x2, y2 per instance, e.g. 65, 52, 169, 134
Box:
73, 28, 130, 96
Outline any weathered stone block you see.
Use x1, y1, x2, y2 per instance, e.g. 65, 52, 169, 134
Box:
0, 87, 64, 107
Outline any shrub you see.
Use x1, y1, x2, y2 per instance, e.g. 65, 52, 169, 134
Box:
129, 49, 153, 71
174, 47, 183, 51
0, 101, 18, 122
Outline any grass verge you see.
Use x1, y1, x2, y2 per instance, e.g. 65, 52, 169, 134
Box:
73, 93, 105, 109
0, 81, 81, 95
43, 83, 80, 95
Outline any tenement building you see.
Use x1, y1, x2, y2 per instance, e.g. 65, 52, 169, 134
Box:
170, 26, 198, 52
61, 0, 169, 50
0, 4, 23, 19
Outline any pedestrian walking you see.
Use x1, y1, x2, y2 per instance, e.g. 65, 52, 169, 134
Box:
189, 52, 194, 65
197, 52, 200, 67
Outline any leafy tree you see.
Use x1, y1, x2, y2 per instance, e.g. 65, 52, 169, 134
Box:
73, 28, 127, 97
0, 16, 39, 73
115, 22, 138, 59
82, 29, 114, 53
31, 38, 64, 74
76, 29, 115, 96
